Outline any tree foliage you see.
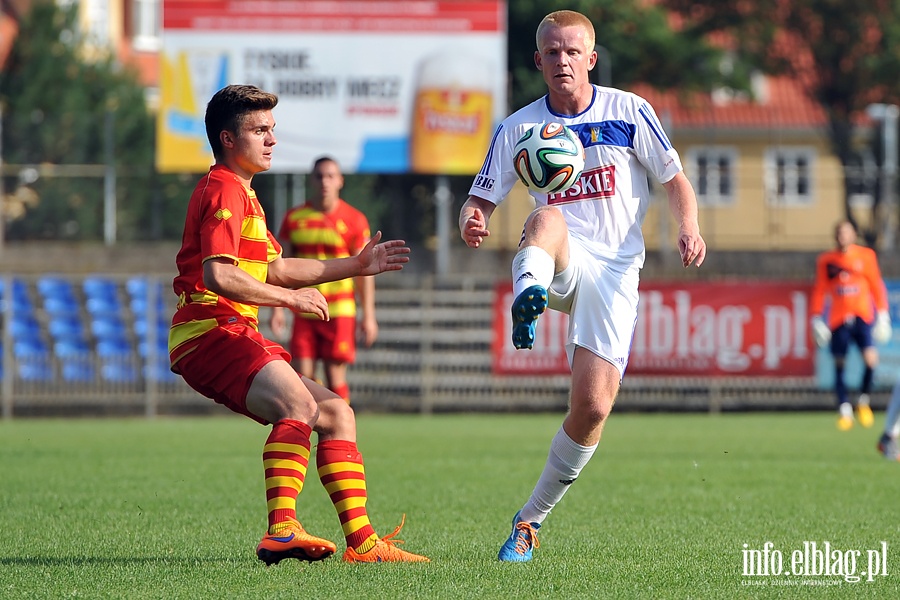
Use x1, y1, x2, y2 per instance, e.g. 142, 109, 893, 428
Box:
660, 0, 900, 244
0, 2, 192, 241
507, 1, 742, 111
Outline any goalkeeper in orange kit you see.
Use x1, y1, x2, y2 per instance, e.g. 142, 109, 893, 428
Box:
810, 220, 892, 430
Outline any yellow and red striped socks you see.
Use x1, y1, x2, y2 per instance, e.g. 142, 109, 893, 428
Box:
263, 419, 312, 534
316, 440, 378, 553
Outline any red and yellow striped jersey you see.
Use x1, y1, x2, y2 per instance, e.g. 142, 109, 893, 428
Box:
277, 199, 370, 319
169, 165, 282, 366
810, 244, 888, 329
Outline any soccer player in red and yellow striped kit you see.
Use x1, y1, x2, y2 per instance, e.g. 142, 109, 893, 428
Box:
271, 156, 376, 403
810, 220, 892, 431
168, 85, 428, 565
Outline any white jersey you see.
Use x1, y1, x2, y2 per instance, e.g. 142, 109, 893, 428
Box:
469, 85, 683, 269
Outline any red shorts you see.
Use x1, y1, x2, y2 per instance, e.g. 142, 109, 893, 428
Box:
289, 316, 356, 363
173, 323, 290, 425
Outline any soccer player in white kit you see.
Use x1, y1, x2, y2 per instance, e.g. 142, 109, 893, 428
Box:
459, 10, 707, 562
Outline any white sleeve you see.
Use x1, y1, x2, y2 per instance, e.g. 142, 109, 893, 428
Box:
467, 122, 522, 204
632, 99, 683, 184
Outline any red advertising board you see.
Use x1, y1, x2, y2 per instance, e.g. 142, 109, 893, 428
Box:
492, 281, 815, 377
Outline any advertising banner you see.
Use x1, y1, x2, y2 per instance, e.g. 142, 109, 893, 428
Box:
158, 0, 507, 174
492, 281, 816, 377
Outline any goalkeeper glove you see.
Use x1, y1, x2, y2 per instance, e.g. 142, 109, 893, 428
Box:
873, 310, 892, 345
810, 316, 831, 348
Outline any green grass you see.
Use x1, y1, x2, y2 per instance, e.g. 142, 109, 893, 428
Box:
1, 412, 898, 599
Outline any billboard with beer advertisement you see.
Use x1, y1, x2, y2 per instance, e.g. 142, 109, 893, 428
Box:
158, 0, 507, 174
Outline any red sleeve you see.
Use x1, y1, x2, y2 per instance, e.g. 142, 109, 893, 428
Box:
199, 178, 246, 265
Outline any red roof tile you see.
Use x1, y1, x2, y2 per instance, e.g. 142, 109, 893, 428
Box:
632, 76, 828, 130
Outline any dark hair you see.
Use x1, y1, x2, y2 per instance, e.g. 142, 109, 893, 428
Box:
205, 85, 278, 160
312, 155, 340, 172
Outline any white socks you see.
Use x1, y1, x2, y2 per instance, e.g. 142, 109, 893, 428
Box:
511, 246, 555, 300
519, 427, 598, 525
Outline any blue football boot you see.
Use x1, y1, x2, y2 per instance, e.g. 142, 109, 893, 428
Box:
511, 285, 548, 350
498, 511, 541, 562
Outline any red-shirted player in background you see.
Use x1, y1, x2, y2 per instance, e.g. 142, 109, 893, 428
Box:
810, 220, 892, 430
271, 157, 375, 403
168, 84, 428, 565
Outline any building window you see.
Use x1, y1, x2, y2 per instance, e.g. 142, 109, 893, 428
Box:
685, 147, 737, 206
765, 147, 815, 205
132, 0, 161, 51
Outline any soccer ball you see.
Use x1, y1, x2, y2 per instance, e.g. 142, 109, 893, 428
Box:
513, 123, 585, 194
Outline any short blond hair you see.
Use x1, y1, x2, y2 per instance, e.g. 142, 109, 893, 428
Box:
536, 10, 596, 50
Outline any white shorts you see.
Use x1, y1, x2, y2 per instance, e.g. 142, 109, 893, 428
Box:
547, 234, 640, 377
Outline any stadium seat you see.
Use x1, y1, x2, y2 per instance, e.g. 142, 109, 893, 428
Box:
13, 337, 48, 358
10, 315, 41, 338
83, 276, 119, 299
61, 359, 95, 382
133, 317, 170, 341
48, 317, 87, 342
17, 359, 54, 382
1, 278, 35, 315
90, 317, 128, 342
96, 338, 132, 358
86, 296, 122, 316
138, 337, 169, 358
143, 358, 178, 383
43, 295, 81, 317
36, 276, 77, 301
129, 295, 169, 316
100, 360, 137, 383
53, 339, 91, 358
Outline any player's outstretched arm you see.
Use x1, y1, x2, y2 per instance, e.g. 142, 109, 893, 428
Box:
663, 173, 706, 268
459, 195, 495, 249
204, 258, 330, 320
268, 231, 410, 289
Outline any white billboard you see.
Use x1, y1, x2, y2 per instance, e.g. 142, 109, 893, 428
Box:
157, 0, 508, 174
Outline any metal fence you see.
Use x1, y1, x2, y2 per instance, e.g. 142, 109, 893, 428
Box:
0, 272, 868, 419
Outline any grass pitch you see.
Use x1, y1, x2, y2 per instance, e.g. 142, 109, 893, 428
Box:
1, 412, 898, 599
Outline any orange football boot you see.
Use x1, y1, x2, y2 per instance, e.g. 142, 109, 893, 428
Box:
256, 518, 337, 565
342, 515, 430, 563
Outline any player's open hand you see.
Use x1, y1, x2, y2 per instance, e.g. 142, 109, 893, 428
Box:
462, 207, 490, 248
357, 231, 411, 276
287, 287, 330, 321
678, 228, 707, 268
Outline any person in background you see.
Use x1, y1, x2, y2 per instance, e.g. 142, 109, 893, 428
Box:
270, 156, 375, 404
169, 84, 428, 565
459, 10, 705, 562
877, 379, 900, 460
810, 220, 891, 431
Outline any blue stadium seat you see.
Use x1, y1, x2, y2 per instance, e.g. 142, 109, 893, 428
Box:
134, 317, 170, 341
18, 359, 54, 382
14, 337, 48, 358
90, 317, 128, 342
61, 360, 95, 382
85, 296, 122, 316
48, 316, 87, 342
10, 315, 41, 338
96, 338, 132, 358
43, 295, 81, 317
101, 361, 137, 383
83, 276, 119, 299
36, 276, 77, 301
1, 277, 35, 315
143, 358, 178, 383
53, 339, 91, 358
138, 337, 169, 358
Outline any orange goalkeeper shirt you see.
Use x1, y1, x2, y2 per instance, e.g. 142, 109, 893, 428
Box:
810, 244, 888, 329
277, 199, 370, 320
